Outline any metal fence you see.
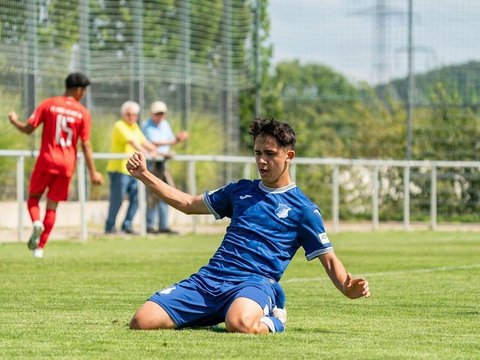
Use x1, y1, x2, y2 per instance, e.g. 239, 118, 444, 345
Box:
2, 1, 480, 162
1, 150, 479, 242
2, 1, 480, 240
0, 0, 256, 155
269, 1, 480, 162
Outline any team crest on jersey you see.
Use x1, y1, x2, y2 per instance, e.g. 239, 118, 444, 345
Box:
275, 203, 291, 219
318, 232, 330, 245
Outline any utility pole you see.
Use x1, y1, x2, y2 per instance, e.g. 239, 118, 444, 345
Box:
132, 0, 144, 113
406, 0, 414, 160
79, 0, 91, 108
181, 0, 191, 132
254, 0, 261, 116
25, 0, 37, 150
352, 0, 404, 87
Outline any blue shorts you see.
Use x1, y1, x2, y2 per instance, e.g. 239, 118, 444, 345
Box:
148, 272, 284, 328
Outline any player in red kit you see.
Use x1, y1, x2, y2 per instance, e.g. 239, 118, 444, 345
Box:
8, 72, 103, 258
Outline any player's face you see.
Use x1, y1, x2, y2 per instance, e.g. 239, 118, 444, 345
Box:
254, 134, 294, 188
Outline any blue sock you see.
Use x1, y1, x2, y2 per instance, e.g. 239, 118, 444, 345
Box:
272, 281, 286, 308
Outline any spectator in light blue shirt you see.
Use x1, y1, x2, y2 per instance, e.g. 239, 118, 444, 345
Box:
142, 101, 188, 234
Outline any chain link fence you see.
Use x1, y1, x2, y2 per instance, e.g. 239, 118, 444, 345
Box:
1, 1, 479, 226
1, 0, 254, 153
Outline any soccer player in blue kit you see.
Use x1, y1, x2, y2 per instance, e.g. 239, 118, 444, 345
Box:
126, 117, 370, 334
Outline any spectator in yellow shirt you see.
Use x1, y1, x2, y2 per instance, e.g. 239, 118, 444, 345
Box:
105, 101, 157, 234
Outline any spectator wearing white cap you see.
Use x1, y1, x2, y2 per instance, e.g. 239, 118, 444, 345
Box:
142, 101, 188, 234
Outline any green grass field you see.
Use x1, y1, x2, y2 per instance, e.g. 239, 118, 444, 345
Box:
1, 231, 479, 359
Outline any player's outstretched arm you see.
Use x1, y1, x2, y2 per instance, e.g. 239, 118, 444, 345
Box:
8, 111, 35, 134
126, 152, 209, 215
319, 252, 370, 299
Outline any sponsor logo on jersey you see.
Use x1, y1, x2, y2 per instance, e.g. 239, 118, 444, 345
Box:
275, 203, 291, 219
50, 106, 83, 119
318, 232, 330, 245
239, 194, 252, 200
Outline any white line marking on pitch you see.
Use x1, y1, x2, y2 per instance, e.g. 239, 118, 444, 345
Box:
282, 263, 480, 283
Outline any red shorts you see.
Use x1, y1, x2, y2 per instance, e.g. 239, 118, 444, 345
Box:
29, 167, 72, 202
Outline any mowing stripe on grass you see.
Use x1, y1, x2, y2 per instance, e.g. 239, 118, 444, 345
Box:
283, 263, 480, 283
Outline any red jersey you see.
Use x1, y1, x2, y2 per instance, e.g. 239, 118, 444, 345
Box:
28, 96, 91, 178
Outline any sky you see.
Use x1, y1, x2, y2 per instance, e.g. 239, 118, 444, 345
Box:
268, 0, 480, 84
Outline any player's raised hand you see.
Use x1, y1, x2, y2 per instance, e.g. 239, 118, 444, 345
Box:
343, 273, 370, 299
126, 152, 147, 178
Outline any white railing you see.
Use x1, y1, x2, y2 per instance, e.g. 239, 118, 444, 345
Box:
1, 149, 480, 241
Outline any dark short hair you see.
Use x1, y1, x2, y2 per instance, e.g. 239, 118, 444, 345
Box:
248, 117, 296, 149
65, 72, 91, 89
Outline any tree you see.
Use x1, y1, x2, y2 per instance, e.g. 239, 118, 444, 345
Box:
270, 60, 404, 159
239, 0, 281, 152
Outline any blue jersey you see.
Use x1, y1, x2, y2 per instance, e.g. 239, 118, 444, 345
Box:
201, 179, 333, 282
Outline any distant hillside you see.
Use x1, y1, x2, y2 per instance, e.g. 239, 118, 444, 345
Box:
377, 61, 480, 106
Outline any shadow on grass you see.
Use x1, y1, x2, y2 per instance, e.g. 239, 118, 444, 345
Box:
183, 325, 228, 333
184, 325, 339, 334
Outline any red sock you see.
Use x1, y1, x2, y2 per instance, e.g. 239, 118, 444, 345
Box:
38, 209, 56, 249
27, 197, 41, 222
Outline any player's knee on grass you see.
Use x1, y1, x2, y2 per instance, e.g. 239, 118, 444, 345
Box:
129, 312, 176, 330
129, 301, 176, 330
225, 313, 267, 334
225, 304, 269, 334
129, 311, 155, 330
225, 296, 270, 334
